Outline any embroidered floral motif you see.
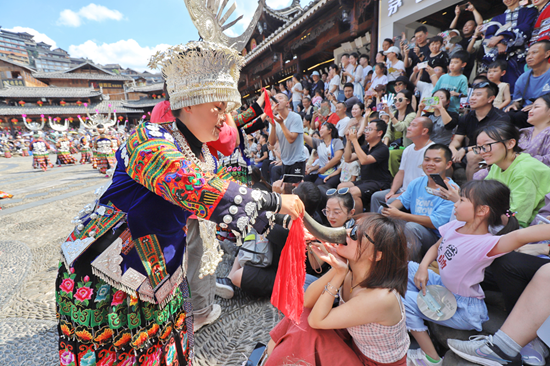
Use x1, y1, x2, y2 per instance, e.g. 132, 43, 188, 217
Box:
111, 290, 127, 306
60, 278, 75, 294
74, 283, 93, 304
59, 349, 76, 366
94, 283, 111, 303
80, 349, 96, 366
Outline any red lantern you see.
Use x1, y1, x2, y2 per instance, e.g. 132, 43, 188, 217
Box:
26, 118, 32, 122
11, 118, 18, 123
162, 93, 166, 98
18, 100, 25, 106
60, 100, 66, 106
152, 94, 157, 99
118, 116, 123, 120
37, 101, 43, 107
76, 100, 82, 106
68, 117, 74, 122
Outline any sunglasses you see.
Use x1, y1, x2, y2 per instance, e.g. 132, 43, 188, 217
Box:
396, 98, 406, 103
349, 225, 376, 244
326, 187, 349, 196
472, 81, 490, 89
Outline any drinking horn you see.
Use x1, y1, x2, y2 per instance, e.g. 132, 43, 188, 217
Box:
303, 211, 348, 244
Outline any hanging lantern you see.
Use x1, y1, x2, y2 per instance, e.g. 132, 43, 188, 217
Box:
26, 118, 32, 122
152, 94, 157, 99
60, 100, 66, 106
76, 100, 82, 106
18, 100, 25, 106
118, 116, 123, 120
68, 117, 74, 122
162, 93, 166, 98
11, 118, 18, 123
37, 101, 43, 107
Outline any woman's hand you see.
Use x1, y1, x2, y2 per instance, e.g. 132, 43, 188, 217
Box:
437, 182, 460, 203
279, 194, 305, 220
414, 266, 429, 296
309, 242, 348, 273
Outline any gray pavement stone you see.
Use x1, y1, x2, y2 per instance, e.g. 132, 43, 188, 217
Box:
24, 192, 49, 199
0, 241, 32, 311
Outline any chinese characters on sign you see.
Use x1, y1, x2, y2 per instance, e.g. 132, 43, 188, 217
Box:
388, 0, 424, 17
2, 79, 25, 87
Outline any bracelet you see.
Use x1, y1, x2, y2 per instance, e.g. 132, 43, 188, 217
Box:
274, 193, 281, 213
323, 286, 339, 298
326, 282, 339, 292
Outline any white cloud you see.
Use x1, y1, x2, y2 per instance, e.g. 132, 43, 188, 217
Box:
68, 39, 171, 72
57, 3, 123, 27
3, 27, 57, 48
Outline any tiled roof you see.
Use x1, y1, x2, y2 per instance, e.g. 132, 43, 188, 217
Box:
0, 56, 36, 73
0, 86, 102, 98
32, 72, 132, 81
123, 98, 165, 108
126, 83, 164, 93
0, 100, 143, 116
244, 0, 328, 64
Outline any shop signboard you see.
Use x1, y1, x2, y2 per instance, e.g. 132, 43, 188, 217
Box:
2, 78, 25, 87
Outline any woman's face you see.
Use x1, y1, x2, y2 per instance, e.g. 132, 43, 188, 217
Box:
429, 41, 441, 55
336, 226, 375, 262
351, 104, 363, 118
434, 91, 449, 108
349, 55, 357, 65
394, 92, 409, 110
324, 197, 352, 227
527, 98, 549, 126
319, 123, 329, 138
476, 131, 511, 166
394, 81, 405, 93
375, 53, 385, 63
183, 101, 226, 142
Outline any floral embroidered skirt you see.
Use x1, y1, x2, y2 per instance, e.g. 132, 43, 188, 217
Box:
80, 151, 93, 164
33, 155, 51, 170
57, 152, 77, 165
96, 154, 116, 174
56, 263, 194, 366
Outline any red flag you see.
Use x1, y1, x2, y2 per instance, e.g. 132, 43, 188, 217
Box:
262, 88, 275, 124
271, 216, 306, 324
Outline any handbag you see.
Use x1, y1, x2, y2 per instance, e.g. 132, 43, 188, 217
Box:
237, 229, 273, 268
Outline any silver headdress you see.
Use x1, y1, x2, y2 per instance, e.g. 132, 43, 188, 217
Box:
148, 0, 264, 113
77, 103, 117, 129
48, 117, 69, 132
22, 114, 45, 132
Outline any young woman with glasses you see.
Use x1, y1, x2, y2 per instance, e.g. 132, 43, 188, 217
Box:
265, 214, 409, 366
474, 122, 550, 227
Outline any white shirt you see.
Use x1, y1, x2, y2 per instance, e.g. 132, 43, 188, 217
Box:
399, 141, 435, 190
416, 80, 434, 103
329, 74, 341, 94
369, 74, 388, 91
387, 60, 405, 82
362, 65, 373, 84
336, 116, 351, 137
291, 83, 303, 102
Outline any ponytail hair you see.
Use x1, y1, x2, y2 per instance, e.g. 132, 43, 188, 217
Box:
460, 180, 519, 235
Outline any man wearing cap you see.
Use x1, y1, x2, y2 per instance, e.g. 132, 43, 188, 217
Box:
310, 71, 324, 97
385, 46, 405, 82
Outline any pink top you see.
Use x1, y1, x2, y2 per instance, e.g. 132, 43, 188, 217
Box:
340, 290, 409, 363
438, 220, 506, 299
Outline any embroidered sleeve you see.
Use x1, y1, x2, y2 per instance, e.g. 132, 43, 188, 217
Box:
233, 102, 263, 127
123, 123, 272, 239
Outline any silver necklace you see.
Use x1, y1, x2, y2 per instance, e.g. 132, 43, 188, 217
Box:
169, 122, 215, 173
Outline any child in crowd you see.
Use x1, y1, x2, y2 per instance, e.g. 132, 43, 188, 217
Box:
368, 63, 388, 93
432, 50, 469, 113
424, 36, 449, 83
312, 89, 323, 108
266, 215, 410, 366
487, 60, 511, 110
405, 180, 550, 366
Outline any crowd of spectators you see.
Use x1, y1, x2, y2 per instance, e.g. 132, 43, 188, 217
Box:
222, 1, 550, 365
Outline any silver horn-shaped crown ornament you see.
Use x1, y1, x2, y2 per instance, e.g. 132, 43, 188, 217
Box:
48, 116, 69, 132
303, 212, 348, 245
22, 114, 45, 132
78, 103, 117, 128
184, 0, 265, 51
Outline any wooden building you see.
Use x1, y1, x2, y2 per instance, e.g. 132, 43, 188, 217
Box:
0, 57, 46, 88
239, 0, 377, 98
31, 61, 133, 101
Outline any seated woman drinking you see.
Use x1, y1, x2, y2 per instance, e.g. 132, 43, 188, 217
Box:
265, 214, 409, 366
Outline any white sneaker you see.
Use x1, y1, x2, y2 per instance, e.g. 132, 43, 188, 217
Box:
521, 337, 549, 366
193, 304, 222, 332
407, 348, 443, 366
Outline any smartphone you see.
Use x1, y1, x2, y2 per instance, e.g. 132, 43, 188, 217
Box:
247, 342, 267, 366
380, 202, 389, 208
282, 174, 304, 184
430, 174, 448, 190
425, 186, 443, 197
417, 61, 428, 70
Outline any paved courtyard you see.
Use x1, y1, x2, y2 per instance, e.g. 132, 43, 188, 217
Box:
0, 155, 279, 366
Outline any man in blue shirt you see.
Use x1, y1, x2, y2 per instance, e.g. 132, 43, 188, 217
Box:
506, 40, 550, 128
381, 144, 455, 261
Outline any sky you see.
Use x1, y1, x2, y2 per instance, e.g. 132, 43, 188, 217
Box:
2, 0, 310, 72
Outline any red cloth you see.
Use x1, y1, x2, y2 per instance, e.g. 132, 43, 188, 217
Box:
326, 113, 340, 125
263, 88, 275, 123
149, 100, 237, 156
271, 216, 306, 324
266, 307, 406, 366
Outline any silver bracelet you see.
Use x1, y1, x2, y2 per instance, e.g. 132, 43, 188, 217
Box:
323, 286, 339, 298
326, 282, 339, 293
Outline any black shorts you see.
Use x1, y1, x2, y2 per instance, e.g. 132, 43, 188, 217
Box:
241, 265, 277, 298
283, 160, 306, 176
354, 180, 390, 207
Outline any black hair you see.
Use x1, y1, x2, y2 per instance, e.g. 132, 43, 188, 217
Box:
488, 59, 508, 72
432, 88, 451, 106
293, 181, 322, 216
536, 93, 550, 109
259, 132, 268, 141
344, 82, 354, 90
475, 121, 522, 155
355, 214, 408, 297
415, 25, 428, 34
250, 166, 272, 191
429, 35, 444, 45
474, 80, 499, 99
353, 102, 365, 112
303, 96, 312, 102
367, 70, 374, 76
304, 114, 312, 122
323, 121, 339, 139
359, 54, 370, 62
369, 119, 387, 136
451, 50, 469, 64
326, 192, 354, 214
293, 73, 302, 81
329, 63, 339, 72
341, 53, 350, 58
473, 75, 489, 83
315, 89, 323, 96
533, 39, 550, 55
350, 52, 359, 60
383, 38, 394, 45
394, 89, 415, 115
376, 51, 387, 62
425, 143, 452, 162
375, 62, 387, 75
460, 180, 520, 235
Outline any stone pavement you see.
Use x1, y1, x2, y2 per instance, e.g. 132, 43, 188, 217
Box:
0, 155, 280, 366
